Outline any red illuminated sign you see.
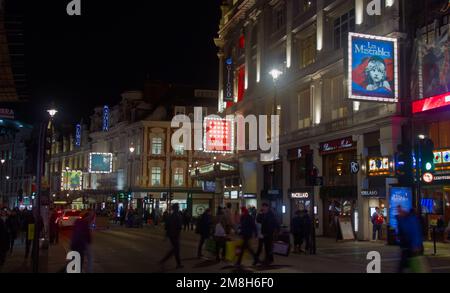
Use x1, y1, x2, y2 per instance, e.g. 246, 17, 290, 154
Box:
203, 118, 234, 154
412, 92, 450, 114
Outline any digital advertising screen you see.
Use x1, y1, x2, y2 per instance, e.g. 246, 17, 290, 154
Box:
61, 170, 83, 191
348, 33, 398, 103
389, 187, 413, 234
89, 153, 113, 174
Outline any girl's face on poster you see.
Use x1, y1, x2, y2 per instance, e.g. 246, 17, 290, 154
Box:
368, 61, 386, 83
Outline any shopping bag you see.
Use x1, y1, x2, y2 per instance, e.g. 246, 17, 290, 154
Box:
225, 240, 251, 262
273, 241, 290, 257
205, 238, 216, 254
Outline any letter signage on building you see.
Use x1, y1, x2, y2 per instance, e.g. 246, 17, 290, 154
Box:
223, 58, 234, 102
320, 137, 355, 155
348, 33, 399, 103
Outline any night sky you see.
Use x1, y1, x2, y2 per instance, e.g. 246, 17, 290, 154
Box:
5, 0, 221, 124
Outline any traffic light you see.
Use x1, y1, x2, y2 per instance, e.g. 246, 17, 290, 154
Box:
420, 139, 435, 173
396, 144, 413, 185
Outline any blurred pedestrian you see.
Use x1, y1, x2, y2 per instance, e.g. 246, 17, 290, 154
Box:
6, 210, 19, 254
224, 203, 234, 234
197, 209, 212, 258
254, 210, 265, 265
302, 210, 312, 253
159, 204, 183, 269
291, 210, 302, 253
71, 210, 94, 273
214, 208, 227, 262
235, 207, 257, 267
24, 209, 36, 260
256, 203, 279, 265
183, 210, 191, 231
371, 207, 384, 241
0, 209, 10, 267
397, 207, 425, 273
49, 209, 60, 245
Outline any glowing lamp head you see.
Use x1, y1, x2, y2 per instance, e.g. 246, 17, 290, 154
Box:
269, 69, 283, 81
47, 109, 58, 118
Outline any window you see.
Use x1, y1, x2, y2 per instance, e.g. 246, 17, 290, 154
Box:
331, 75, 348, 120
300, 34, 316, 68
274, 6, 285, 32
173, 168, 184, 187
151, 167, 161, 186
152, 137, 163, 155
334, 9, 355, 50
174, 144, 185, 156
298, 88, 312, 129
174, 106, 186, 116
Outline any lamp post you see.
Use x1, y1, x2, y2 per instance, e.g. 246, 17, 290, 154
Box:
33, 106, 57, 273
128, 144, 135, 209
269, 68, 282, 197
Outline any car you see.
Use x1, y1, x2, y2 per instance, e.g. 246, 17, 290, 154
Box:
59, 210, 82, 228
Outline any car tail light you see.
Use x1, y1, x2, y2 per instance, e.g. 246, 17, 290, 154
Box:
63, 217, 69, 220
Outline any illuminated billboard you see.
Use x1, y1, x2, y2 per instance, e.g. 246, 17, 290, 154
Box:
61, 170, 83, 191
348, 33, 398, 103
89, 153, 113, 174
203, 117, 234, 154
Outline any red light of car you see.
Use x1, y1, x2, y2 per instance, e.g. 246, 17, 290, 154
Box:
63, 217, 69, 220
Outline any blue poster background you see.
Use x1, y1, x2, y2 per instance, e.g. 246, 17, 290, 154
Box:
91, 154, 112, 173
389, 187, 413, 234
351, 36, 395, 99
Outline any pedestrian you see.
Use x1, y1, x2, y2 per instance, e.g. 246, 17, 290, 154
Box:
49, 209, 60, 245
159, 204, 183, 269
183, 210, 191, 231
70, 210, 94, 273
301, 210, 312, 253
235, 207, 257, 267
257, 203, 279, 265
24, 209, 36, 260
197, 209, 212, 258
224, 203, 234, 234
254, 210, 265, 265
0, 209, 10, 267
290, 210, 302, 253
371, 207, 384, 241
6, 209, 19, 254
119, 207, 125, 226
214, 208, 227, 262
397, 207, 425, 273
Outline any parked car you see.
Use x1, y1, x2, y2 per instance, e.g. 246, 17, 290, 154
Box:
59, 210, 82, 228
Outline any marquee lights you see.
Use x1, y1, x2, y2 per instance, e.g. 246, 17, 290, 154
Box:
203, 117, 234, 154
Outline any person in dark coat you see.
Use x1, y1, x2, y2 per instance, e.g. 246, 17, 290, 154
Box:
70, 211, 94, 272
258, 203, 279, 265
301, 210, 312, 253
49, 209, 60, 245
235, 207, 257, 267
23, 210, 36, 260
291, 210, 302, 253
159, 204, 183, 269
0, 210, 10, 267
197, 209, 212, 258
6, 210, 19, 254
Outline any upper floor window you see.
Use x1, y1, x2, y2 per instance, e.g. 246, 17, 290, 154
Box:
151, 167, 162, 186
298, 88, 312, 129
334, 9, 355, 50
174, 144, 185, 156
174, 106, 186, 116
274, 6, 285, 32
152, 137, 163, 155
300, 34, 316, 68
173, 168, 184, 187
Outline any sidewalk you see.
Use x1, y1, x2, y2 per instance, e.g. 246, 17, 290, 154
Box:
1, 241, 68, 273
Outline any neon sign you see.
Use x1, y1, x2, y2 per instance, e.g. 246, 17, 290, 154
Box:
412, 92, 450, 114
203, 117, 234, 154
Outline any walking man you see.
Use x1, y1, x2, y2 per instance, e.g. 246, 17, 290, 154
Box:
197, 209, 212, 258
235, 207, 257, 267
159, 204, 183, 269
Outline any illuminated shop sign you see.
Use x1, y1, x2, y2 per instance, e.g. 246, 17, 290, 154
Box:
320, 137, 355, 154
198, 163, 215, 174
203, 117, 234, 154
0, 108, 14, 119
413, 92, 450, 114
219, 163, 235, 171
224, 58, 234, 102
368, 157, 391, 176
348, 33, 399, 103
360, 189, 385, 198
224, 191, 230, 199
103, 106, 110, 132
242, 193, 257, 199
61, 170, 83, 191
433, 150, 450, 164
230, 191, 239, 199
291, 192, 311, 199
89, 153, 113, 174
75, 124, 81, 147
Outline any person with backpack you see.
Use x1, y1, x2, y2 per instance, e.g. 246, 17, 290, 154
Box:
371, 207, 384, 241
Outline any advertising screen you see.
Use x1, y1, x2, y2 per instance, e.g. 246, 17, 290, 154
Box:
389, 187, 413, 234
61, 170, 83, 191
89, 153, 113, 174
202, 181, 216, 192
203, 117, 234, 154
348, 33, 398, 103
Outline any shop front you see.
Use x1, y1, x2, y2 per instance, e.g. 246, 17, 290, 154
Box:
242, 193, 257, 210
421, 172, 450, 231
320, 137, 358, 238
289, 188, 314, 217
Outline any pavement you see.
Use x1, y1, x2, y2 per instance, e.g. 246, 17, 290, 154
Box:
1, 224, 449, 273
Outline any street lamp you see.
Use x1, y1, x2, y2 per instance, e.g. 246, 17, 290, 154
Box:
47, 108, 58, 119
269, 69, 283, 82
1, 159, 5, 165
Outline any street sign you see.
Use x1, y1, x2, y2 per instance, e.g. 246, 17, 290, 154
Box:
350, 162, 360, 174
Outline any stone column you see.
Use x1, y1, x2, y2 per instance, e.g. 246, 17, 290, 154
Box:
312, 143, 323, 236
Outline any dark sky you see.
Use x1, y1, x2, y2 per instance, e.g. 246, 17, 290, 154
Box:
5, 0, 221, 124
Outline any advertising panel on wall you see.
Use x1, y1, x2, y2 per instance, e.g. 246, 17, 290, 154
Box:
203, 117, 234, 154
89, 153, 113, 174
389, 187, 413, 234
348, 33, 399, 103
61, 170, 83, 191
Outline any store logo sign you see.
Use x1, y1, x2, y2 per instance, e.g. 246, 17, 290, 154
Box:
291, 192, 310, 199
